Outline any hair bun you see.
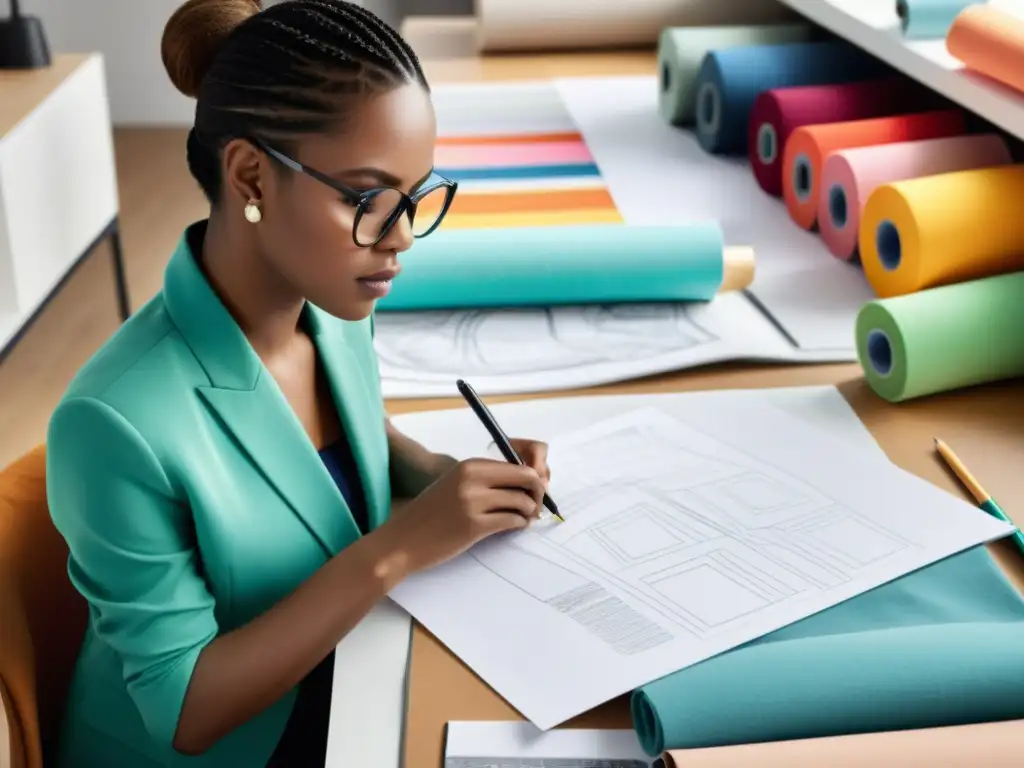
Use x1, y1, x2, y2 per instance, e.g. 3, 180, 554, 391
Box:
162, 0, 263, 98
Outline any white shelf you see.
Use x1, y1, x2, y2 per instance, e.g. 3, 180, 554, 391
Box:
775, 0, 1024, 140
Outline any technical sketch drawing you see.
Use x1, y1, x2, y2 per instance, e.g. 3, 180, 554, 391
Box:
372, 303, 718, 381
469, 411, 916, 650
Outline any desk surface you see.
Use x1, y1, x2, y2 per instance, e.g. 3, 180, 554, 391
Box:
0, 54, 91, 141
399, 51, 1024, 767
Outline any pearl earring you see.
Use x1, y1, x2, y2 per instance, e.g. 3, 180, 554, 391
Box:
244, 200, 262, 224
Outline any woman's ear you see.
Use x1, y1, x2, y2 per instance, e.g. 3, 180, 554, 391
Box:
221, 138, 265, 206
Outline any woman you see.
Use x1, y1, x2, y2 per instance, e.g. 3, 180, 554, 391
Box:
45, 1, 551, 766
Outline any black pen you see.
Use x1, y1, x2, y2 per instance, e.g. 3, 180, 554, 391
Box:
456, 379, 564, 522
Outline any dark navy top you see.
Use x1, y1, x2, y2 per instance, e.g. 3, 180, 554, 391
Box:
267, 431, 368, 767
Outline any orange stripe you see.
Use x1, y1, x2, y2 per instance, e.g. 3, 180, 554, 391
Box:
435, 131, 584, 146
418, 187, 616, 217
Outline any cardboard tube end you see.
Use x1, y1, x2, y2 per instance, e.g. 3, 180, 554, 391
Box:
721, 246, 756, 292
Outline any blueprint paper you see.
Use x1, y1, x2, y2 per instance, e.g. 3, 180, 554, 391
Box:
388, 393, 1013, 729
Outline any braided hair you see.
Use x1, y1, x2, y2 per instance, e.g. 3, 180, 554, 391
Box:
161, 0, 428, 203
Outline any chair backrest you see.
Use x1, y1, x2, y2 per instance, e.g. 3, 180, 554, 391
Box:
0, 446, 89, 768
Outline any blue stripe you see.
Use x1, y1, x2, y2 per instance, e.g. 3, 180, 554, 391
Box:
435, 163, 601, 181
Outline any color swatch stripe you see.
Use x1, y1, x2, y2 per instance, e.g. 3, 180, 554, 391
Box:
435, 131, 584, 146
436, 163, 601, 182
434, 140, 594, 169
419, 187, 617, 218
440, 209, 624, 230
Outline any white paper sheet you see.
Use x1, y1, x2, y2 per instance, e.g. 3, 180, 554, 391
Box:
445, 721, 652, 767
375, 291, 799, 398
554, 75, 878, 352
388, 391, 1012, 730
324, 600, 412, 767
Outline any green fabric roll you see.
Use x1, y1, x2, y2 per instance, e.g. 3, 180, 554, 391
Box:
377, 223, 727, 311
657, 24, 816, 126
855, 271, 1024, 402
631, 546, 1024, 756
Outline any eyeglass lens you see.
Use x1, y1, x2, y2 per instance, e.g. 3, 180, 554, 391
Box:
355, 185, 450, 245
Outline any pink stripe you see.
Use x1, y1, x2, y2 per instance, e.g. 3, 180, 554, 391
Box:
434, 140, 594, 169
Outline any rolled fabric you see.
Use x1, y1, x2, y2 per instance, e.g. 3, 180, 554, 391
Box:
658, 23, 815, 127
781, 109, 966, 231
692, 41, 889, 155
631, 546, 1024, 756
946, 5, 1024, 95
897, 0, 979, 40
748, 78, 935, 197
818, 133, 1012, 261
859, 165, 1024, 297
660, 720, 1024, 767
855, 272, 1024, 402
376, 223, 755, 311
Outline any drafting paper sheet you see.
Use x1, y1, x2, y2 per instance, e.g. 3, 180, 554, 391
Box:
375, 80, 855, 398
445, 721, 652, 767
324, 600, 411, 767
554, 75, 877, 353
388, 393, 1013, 729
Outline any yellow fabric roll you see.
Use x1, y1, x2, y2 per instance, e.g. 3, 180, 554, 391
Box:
859, 165, 1024, 298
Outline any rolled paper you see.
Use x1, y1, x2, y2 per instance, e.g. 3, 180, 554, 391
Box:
818, 133, 1012, 260
657, 23, 816, 127
897, 0, 979, 40
661, 720, 1024, 767
947, 5, 1024, 95
376, 223, 755, 311
781, 109, 966, 231
748, 78, 936, 197
855, 272, 1024, 402
631, 546, 1024, 755
859, 165, 1024, 297
692, 41, 890, 155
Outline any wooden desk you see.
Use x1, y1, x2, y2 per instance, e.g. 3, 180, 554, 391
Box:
398, 53, 1024, 766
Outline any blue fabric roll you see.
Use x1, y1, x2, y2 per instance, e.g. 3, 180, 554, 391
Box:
434, 163, 601, 181
693, 41, 890, 155
631, 545, 1024, 756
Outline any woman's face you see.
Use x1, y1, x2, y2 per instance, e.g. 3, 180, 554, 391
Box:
258, 83, 438, 321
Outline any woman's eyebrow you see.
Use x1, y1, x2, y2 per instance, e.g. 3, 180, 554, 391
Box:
332, 166, 435, 192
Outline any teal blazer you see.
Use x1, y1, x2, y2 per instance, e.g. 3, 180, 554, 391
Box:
46, 223, 391, 767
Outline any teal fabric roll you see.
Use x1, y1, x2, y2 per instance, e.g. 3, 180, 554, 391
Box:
631, 546, 1024, 756
376, 223, 726, 311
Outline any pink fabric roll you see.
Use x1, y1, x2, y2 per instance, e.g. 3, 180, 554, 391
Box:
817, 133, 1013, 260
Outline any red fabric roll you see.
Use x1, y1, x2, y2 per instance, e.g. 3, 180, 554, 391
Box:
748, 78, 934, 197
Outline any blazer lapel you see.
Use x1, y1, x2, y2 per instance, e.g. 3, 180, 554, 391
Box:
309, 307, 390, 531
163, 224, 361, 556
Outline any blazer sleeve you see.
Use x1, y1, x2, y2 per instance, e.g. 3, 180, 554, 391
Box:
46, 396, 219, 751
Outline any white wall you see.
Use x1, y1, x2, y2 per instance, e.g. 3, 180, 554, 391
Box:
18, 0, 428, 126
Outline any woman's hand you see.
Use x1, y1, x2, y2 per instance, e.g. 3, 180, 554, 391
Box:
509, 437, 551, 486
381, 457, 547, 575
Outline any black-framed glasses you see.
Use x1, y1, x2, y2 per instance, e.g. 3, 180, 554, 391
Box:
254, 140, 458, 247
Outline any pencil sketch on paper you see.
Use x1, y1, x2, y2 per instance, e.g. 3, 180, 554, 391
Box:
468, 410, 916, 655
372, 303, 718, 380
